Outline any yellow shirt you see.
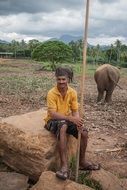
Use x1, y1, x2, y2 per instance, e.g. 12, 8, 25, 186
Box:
44, 86, 78, 123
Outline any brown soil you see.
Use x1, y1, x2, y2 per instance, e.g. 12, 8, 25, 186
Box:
0, 59, 127, 178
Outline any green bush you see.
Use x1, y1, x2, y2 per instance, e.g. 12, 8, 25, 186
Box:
32, 40, 73, 70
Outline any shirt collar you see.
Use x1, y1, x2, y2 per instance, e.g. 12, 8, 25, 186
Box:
54, 85, 70, 96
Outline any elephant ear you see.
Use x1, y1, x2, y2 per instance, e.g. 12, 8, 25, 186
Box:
107, 66, 119, 85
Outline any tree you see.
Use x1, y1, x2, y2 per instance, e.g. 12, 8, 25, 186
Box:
32, 40, 73, 70
114, 39, 122, 63
11, 40, 20, 58
108, 44, 114, 63
69, 40, 80, 63
106, 47, 117, 62
95, 44, 100, 62
76, 39, 83, 61
28, 39, 40, 52
69, 39, 83, 63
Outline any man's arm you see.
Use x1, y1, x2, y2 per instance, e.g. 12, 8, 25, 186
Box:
72, 110, 80, 117
49, 109, 83, 128
71, 110, 83, 128
48, 109, 68, 120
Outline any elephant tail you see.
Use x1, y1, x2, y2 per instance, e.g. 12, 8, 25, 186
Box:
108, 68, 123, 90
114, 82, 123, 89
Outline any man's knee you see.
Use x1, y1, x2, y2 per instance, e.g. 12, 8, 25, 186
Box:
81, 129, 88, 139
60, 124, 67, 134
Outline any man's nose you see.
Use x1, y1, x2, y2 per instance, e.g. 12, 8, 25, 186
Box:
59, 80, 64, 83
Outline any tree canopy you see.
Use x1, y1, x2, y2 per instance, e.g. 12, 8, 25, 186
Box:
0, 38, 127, 68
32, 40, 73, 70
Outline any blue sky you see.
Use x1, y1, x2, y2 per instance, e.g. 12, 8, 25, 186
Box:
0, 0, 127, 45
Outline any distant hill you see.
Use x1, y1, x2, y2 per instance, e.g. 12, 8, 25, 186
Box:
0, 39, 9, 44
0, 36, 110, 50
100, 45, 110, 50
59, 34, 82, 43
49, 34, 82, 44
48, 34, 95, 48
48, 34, 111, 50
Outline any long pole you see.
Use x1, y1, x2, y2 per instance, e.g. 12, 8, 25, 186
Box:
75, 0, 90, 182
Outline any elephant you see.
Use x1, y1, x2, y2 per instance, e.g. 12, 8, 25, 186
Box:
94, 64, 120, 103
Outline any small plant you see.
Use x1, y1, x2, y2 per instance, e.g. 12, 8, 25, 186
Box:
78, 172, 103, 190
69, 156, 76, 180
69, 156, 102, 190
69, 156, 76, 172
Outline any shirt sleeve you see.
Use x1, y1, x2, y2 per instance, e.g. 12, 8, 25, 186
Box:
70, 90, 78, 111
47, 91, 57, 111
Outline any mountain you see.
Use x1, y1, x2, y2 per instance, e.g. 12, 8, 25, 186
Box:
49, 34, 82, 44
59, 34, 82, 43
48, 34, 111, 49
100, 45, 110, 50
48, 34, 94, 47
0, 39, 9, 44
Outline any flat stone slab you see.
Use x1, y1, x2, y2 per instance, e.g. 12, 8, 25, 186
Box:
0, 109, 77, 181
0, 172, 28, 190
1, 109, 47, 135
30, 171, 93, 190
90, 168, 124, 190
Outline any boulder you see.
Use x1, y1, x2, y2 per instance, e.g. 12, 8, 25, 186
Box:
0, 109, 77, 181
0, 172, 28, 190
30, 171, 94, 190
90, 168, 124, 190
120, 179, 127, 190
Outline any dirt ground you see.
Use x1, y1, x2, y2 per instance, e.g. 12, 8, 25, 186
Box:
0, 59, 127, 179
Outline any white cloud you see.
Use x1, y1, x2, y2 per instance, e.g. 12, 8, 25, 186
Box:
91, 0, 127, 21
88, 35, 127, 46
0, 0, 127, 45
0, 9, 83, 41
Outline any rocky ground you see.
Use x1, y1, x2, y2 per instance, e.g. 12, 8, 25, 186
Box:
0, 59, 127, 189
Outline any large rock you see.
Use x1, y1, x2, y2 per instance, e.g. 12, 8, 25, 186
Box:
120, 179, 127, 190
0, 172, 28, 190
0, 109, 77, 181
30, 171, 93, 190
90, 168, 124, 190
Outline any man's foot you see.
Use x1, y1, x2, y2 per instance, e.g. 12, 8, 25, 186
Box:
56, 170, 68, 180
79, 162, 101, 171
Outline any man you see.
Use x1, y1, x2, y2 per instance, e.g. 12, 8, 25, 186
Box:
44, 67, 100, 180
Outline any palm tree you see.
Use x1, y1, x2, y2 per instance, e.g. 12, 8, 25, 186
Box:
11, 40, 20, 58
77, 39, 83, 61
109, 44, 114, 63
114, 39, 122, 63
95, 44, 100, 63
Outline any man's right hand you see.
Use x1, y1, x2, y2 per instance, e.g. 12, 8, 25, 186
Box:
68, 116, 84, 129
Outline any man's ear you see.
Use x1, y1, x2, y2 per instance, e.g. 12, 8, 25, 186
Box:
64, 75, 69, 83
67, 77, 70, 83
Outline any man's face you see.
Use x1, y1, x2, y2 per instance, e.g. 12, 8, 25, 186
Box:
56, 75, 69, 89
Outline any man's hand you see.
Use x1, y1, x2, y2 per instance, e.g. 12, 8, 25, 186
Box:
68, 116, 84, 129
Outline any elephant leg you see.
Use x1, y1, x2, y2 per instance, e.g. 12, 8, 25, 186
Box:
105, 90, 113, 103
105, 85, 115, 103
97, 91, 104, 102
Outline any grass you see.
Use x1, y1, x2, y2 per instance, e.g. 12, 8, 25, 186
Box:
40, 61, 127, 77
0, 59, 127, 103
0, 66, 22, 73
63, 62, 98, 76
78, 172, 103, 190
69, 156, 103, 190
0, 76, 54, 96
0, 60, 97, 97
1, 59, 127, 100
120, 67, 127, 76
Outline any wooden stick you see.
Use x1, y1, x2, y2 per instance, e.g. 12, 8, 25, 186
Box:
75, 0, 90, 182
95, 148, 123, 153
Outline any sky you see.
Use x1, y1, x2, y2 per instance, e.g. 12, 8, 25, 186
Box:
0, 0, 127, 45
